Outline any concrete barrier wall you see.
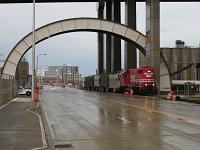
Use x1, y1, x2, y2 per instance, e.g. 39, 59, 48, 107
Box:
0, 76, 17, 107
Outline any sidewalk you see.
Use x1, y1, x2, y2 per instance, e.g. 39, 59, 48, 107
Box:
0, 97, 44, 150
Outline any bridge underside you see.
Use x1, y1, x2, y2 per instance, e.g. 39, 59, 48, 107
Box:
0, 0, 199, 3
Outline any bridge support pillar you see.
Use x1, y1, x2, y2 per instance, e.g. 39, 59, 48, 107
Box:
97, 1, 105, 75
105, 0, 112, 73
124, 0, 137, 69
146, 0, 160, 88
111, 0, 121, 73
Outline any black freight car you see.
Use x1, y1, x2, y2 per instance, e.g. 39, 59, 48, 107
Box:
99, 73, 109, 91
84, 76, 94, 90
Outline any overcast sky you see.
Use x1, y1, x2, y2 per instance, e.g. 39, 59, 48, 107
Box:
0, 2, 200, 75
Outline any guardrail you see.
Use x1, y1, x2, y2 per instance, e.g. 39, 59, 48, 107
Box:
0, 76, 17, 107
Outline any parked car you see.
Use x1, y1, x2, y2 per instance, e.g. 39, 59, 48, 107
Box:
18, 86, 32, 96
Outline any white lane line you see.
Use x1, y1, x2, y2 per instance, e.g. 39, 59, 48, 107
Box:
0, 100, 12, 110
186, 120, 200, 126
31, 147, 48, 150
117, 117, 132, 124
28, 109, 48, 150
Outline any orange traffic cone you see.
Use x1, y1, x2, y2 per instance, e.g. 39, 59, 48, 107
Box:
166, 91, 172, 100
130, 90, 134, 95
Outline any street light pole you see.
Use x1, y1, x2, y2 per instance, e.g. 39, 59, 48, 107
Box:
31, 0, 36, 108
36, 53, 47, 75
36, 53, 47, 86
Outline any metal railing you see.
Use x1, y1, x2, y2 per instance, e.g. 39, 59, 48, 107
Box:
0, 76, 17, 107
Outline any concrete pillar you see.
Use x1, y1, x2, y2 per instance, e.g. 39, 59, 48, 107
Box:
146, 0, 160, 86
105, 0, 112, 73
97, 1, 105, 75
124, 0, 137, 69
111, 0, 121, 73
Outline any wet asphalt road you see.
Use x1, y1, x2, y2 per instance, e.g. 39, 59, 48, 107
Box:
40, 86, 200, 150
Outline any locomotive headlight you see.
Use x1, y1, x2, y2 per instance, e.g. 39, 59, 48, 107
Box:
145, 83, 148, 86
152, 83, 155, 86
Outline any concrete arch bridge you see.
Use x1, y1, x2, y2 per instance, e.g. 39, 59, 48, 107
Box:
1, 18, 171, 91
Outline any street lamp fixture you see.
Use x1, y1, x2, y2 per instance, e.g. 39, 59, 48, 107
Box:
36, 53, 47, 73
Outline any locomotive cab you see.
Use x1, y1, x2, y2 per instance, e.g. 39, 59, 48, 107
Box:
138, 68, 157, 95
119, 68, 157, 95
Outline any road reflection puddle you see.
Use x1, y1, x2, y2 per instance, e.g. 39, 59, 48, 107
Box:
144, 98, 156, 112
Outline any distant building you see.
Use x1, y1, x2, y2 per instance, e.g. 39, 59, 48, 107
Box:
37, 69, 46, 77
41, 76, 58, 84
139, 41, 200, 80
162, 47, 200, 80
43, 64, 81, 85
40, 74, 82, 85
16, 57, 30, 87
45, 65, 79, 77
63, 74, 82, 85
44, 66, 59, 77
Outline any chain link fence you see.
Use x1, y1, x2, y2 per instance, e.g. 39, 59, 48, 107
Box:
0, 76, 17, 107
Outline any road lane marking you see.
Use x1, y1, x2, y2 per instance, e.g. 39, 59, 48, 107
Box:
0, 100, 12, 110
27, 109, 48, 150
186, 120, 200, 125
117, 117, 132, 124
98, 98, 200, 126
31, 148, 48, 150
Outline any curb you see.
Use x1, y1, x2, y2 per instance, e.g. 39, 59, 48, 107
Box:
27, 107, 48, 150
40, 104, 56, 150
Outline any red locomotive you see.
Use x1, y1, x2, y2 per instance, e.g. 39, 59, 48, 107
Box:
83, 67, 157, 95
119, 68, 157, 94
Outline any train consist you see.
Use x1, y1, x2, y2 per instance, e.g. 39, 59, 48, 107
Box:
83, 67, 157, 95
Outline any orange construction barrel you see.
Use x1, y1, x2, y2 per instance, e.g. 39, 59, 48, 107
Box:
34, 86, 39, 102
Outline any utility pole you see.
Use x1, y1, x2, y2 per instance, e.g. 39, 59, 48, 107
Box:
31, 0, 36, 108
